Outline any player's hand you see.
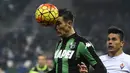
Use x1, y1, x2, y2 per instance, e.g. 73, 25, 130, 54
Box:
78, 62, 88, 73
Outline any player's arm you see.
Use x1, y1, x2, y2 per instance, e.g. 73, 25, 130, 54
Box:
78, 42, 107, 73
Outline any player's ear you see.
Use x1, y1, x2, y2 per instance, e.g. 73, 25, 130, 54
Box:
121, 41, 124, 47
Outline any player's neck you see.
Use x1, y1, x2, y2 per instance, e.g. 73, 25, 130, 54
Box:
108, 48, 123, 57
66, 28, 75, 37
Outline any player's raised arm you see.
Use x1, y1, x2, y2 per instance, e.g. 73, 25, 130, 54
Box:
78, 41, 107, 73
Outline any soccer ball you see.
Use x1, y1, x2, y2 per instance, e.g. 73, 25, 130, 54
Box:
35, 3, 59, 26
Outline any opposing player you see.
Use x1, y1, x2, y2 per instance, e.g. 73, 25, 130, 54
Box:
100, 26, 130, 73
29, 54, 49, 73
48, 9, 107, 73
80, 26, 130, 73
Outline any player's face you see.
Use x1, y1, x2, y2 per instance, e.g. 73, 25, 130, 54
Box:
107, 33, 124, 53
55, 16, 72, 37
38, 56, 46, 66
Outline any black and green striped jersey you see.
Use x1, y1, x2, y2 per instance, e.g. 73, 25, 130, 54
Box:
49, 33, 107, 73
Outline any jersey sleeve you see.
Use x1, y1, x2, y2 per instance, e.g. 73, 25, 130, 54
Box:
78, 42, 107, 73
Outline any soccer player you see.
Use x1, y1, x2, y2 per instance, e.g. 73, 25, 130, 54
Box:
29, 54, 49, 73
80, 26, 130, 73
99, 26, 130, 73
48, 9, 107, 73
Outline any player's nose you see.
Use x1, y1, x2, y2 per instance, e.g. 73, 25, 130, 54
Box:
108, 40, 113, 45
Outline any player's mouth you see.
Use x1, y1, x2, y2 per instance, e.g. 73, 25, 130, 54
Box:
55, 26, 62, 34
108, 45, 114, 50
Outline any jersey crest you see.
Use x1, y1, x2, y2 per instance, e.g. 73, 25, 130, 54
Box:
69, 42, 76, 49
120, 63, 125, 69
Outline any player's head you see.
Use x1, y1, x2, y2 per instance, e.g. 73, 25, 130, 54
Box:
107, 26, 124, 54
55, 8, 75, 37
37, 54, 47, 67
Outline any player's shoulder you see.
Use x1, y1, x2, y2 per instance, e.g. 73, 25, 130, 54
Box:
122, 53, 130, 67
123, 53, 130, 57
122, 53, 130, 60
99, 54, 108, 59
75, 34, 94, 49
76, 34, 91, 44
77, 35, 88, 42
99, 54, 110, 62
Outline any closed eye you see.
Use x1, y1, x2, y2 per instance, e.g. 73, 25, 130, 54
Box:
56, 21, 61, 26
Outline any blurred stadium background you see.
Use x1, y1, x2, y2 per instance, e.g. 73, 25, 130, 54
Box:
0, 0, 130, 73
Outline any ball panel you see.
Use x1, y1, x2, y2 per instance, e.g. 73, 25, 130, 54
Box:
55, 13, 59, 18
44, 3, 52, 11
36, 15, 42, 23
50, 7, 54, 11
43, 13, 49, 17
38, 8, 43, 13
41, 15, 45, 21
50, 11, 56, 18
42, 9, 49, 13
44, 17, 50, 21
47, 5, 51, 11
50, 18, 54, 22
42, 6, 47, 10
49, 13, 54, 19
35, 11, 39, 18
35, 10, 42, 22
54, 9, 58, 14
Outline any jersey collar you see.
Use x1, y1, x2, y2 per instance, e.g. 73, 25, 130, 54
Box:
62, 33, 77, 41
107, 52, 125, 58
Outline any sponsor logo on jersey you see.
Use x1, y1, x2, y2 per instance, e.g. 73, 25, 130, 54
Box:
54, 50, 75, 59
120, 63, 124, 69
